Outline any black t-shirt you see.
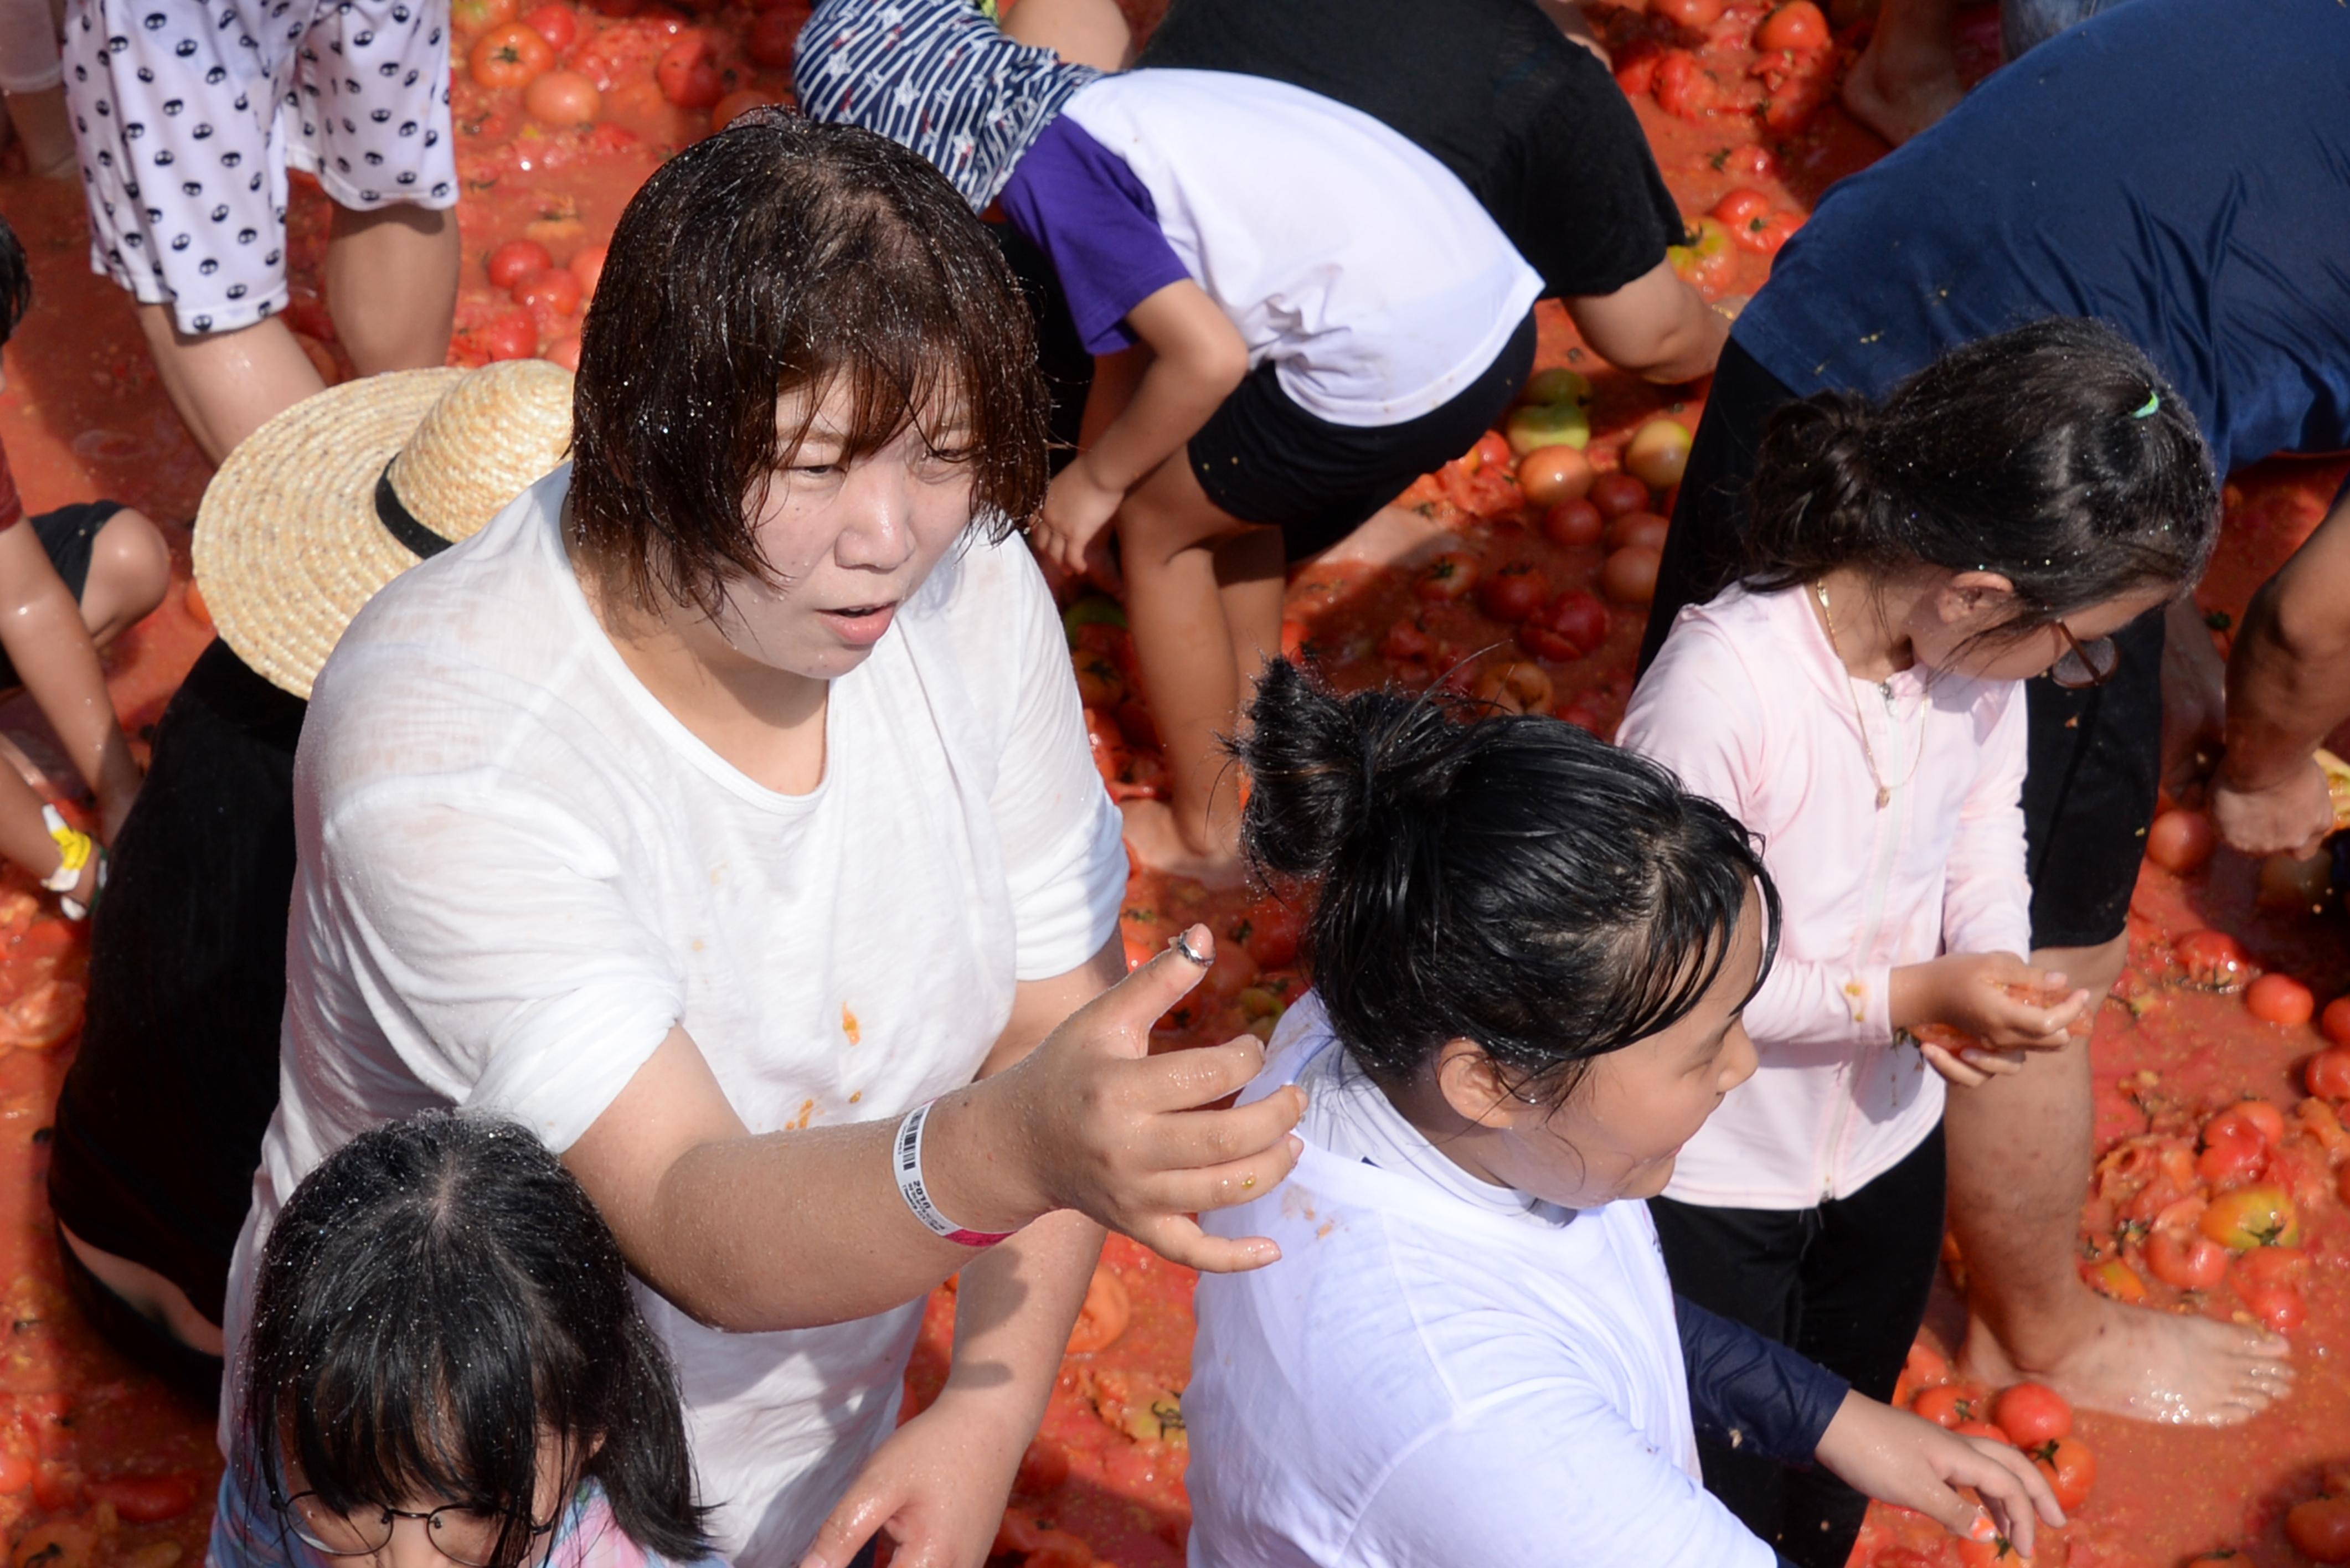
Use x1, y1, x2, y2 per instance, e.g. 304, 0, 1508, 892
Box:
1139, 0, 1685, 298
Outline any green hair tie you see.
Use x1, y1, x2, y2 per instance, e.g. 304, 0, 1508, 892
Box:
2131, 391, 2161, 419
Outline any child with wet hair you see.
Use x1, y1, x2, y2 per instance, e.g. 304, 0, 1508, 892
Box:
1183, 659, 2063, 1568
1618, 316, 2229, 1565
218, 1112, 722, 1568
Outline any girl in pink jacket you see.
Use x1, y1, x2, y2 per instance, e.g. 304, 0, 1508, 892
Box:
1617, 317, 2218, 1568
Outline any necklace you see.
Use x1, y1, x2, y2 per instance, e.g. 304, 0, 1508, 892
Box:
1811, 580, 1923, 810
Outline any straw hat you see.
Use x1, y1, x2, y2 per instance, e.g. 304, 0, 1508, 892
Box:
192, 359, 576, 699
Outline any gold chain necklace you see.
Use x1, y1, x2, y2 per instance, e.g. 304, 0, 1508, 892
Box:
1812, 580, 1923, 811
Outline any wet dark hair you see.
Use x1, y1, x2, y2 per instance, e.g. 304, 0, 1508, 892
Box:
241, 1112, 711, 1568
1236, 660, 1779, 1103
569, 109, 1051, 619
0, 213, 29, 344
1743, 317, 2218, 626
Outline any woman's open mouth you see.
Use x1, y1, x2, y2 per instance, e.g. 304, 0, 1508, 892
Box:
818, 601, 898, 645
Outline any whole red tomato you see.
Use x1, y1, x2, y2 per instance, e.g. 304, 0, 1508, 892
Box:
2247, 972, 2315, 1028
1520, 590, 1611, 663
1720, 143, 1779, 180
2146, 808, 2215, 873
1911, 1383, 1986, 1428
1989, 1383, 2069, 1447
2287, 1495, 2350, 1563
1602, 545, 1662, 606
522, 2, 576, 49
1652, 49, 1720, 121
2031, 1436, 2096, 1512
1710, 188, 1771, 230
1413, 551, 1480, 602
471, 21, 556, 88
2235, 1244, 2308, 1291
1589, 472, 1653, 519
2199, 1183, 2300, 1250
1543, 497, 1605, 548
480, 310, 540, 362
2174, 928, 2250, 990
658, 33, 729, 110
2143, 1226, 2228, 1291
1605, 510, 1671, 552
1955, 1535, 2029, 1567
2242, 1280, 2308, 1331
515, 269, 584, 316
1380, 616, 1432, 664
2325, 996, 2350, 1048
1477, 561, 1553, 624
522, 68, 600, 126
749, 6, 801, 67
486, 238, 553, 290
1750, 212, 1804, 255
1755, 0, 1830, 50
2196, 1118, 2266, 1188
2309, 1044, 2350, 1100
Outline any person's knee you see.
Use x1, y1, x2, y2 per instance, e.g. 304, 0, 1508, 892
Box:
87, 508, 171, 638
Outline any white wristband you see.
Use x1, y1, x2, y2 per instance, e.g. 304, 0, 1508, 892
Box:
891, 1100, 1013, 1248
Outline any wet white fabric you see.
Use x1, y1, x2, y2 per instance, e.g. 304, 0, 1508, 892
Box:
1056, 70, 1543, 427
0, 0, 60, 94
220, 467, 1126, 1568
1186, 994, 1773, 1568
61, 0, 455, 334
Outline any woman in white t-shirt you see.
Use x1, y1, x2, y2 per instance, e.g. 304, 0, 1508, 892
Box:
225, 114, 1307, 1568
1183, 662, 2062, 1568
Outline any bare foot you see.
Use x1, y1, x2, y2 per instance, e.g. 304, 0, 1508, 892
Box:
1960, 1296, 2295, 1427
1839, 38, 1966, 146
1120, 798, 1249, 891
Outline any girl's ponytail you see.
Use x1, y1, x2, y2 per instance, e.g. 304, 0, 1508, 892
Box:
1235, 661, 1777, 1098
1739, 317, 2219, 617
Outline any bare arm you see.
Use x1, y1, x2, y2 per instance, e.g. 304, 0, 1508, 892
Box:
797, 944, 1125, 1568
1030, 279, 1249, 582
562, 929, 1305, 1332
0, 524, 141, 838
2210, 483, 2350, 856
1561, 260, 1729, 385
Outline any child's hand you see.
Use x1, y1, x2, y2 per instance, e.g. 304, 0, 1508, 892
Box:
1813, 1391, 2065, 1559
1897, 952, 2093, 1051
1911, 1024, 2026, 1089
1032, 458, 1125, 587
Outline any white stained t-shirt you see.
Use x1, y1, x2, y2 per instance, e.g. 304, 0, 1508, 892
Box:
220, 467, 1127, 1568
1055, 69, 1544, 427
1185, 995, 1774, 1568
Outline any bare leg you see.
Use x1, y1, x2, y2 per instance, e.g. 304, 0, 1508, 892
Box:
324, 202, 458, 376
999, 0, 1134, 70
1115, 451, 1266, 887
59, 1224, 224, 1355
137, 306, 326, 468
1949, 931, 2295, 1425
3, 86, 76, 179
1840, 0, 1967, 146
79, 508, 171, 647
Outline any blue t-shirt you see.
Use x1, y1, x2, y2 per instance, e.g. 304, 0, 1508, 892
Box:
1733, 0, 2350, 474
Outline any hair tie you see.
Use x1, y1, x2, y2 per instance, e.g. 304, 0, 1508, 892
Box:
2131, 391, 2161, 419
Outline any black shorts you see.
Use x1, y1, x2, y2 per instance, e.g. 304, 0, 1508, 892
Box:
1189, 311, 1539, 560
1650, 1128, 1947, 1568
1646, 339, 2162, 948
0, 501, 123, 689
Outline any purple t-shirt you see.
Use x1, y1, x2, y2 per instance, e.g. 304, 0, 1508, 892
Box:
998, 115, 1193, 355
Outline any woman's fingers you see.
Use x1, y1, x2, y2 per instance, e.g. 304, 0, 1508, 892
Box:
1952, 1436, 2064, 1556
796, 1487, 891, 1568
1130, 1211, 1282, 1273
1919, 1040, 1990, 1088
1133, 1034, 1284, 1113
1064, 926, 1216, 1060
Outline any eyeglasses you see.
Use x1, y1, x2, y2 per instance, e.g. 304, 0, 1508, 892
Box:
274, 1489, 558, 1567
2048, 623, 2120, 689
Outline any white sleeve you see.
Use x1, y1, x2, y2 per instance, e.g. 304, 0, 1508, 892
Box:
1939, 689, 2034, 960
312, 770, 683, 1153
1351, 1386, 1779, 1568
989, 548, 1126, 980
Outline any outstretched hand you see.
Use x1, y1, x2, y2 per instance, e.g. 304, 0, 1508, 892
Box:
1903, 952, 2091, 1053
1815, 1392, 2065, 1559
980, 925, 1305, 1273
1031, 460, 1125, 590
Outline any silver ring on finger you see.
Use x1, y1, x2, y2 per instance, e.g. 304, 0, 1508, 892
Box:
1171, 931, 1210, 967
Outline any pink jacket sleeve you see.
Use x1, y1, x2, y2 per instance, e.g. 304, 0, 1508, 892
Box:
1618, 622, 1896, 1051
1938, 686, 2035, 960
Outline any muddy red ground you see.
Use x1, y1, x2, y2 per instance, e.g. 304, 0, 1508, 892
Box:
0, 2, 2338, 1565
